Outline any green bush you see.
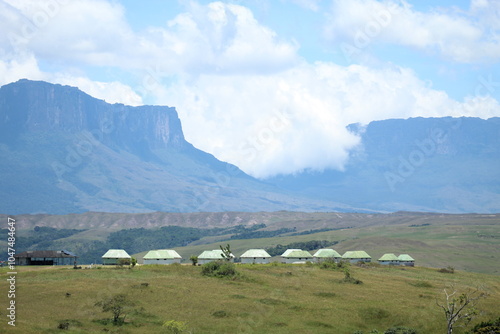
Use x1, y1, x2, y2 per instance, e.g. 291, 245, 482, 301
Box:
201, 261, 238, 278
438, 266, 455, 274
468, 316, 500, 333
319, 258, 337, 270
359, 307, 390, 321
212, 310, 229, 318
163, 320, 189, 333
384, 326, 418, 334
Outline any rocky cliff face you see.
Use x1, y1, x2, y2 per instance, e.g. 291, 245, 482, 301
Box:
0, 79, 186, 150
0, 79, 351, 214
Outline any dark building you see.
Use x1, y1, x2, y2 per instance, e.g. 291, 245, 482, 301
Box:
14, 250, 77, 266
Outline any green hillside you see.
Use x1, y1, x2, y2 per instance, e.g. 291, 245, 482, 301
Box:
0, 264, 498, 333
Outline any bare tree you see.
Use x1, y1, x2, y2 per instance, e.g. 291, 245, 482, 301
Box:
436, 285, 487, 334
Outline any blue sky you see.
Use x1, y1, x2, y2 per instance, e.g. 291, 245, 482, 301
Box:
1, 0, 499, 178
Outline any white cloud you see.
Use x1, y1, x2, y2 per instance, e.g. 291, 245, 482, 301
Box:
0, 54, 142, 106
157, 61, 500, 178
0, 0, 299, 74
324, 0, 500, 63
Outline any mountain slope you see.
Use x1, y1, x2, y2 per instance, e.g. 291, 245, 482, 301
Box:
0, 79, 355, 214
269, 117, 500, 213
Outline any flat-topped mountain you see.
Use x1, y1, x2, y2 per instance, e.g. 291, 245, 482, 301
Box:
0, 79, 355, 214
1, 80, 499, 214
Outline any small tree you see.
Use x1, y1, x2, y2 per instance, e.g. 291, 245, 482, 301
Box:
436, 285, 487, 334
117, 258, 131, 267
219, 244, 233, 261
130, 257, 137, 268
95, 293, 135, 325
189, 255, 198, 266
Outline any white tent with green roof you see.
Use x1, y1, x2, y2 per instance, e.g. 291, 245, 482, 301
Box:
101, 249, 131, 265
342, 250, 371, 263
281, 249, 313, 264
378, 253, 400, 265
143, 249, 182, 265
398, 254, 415, 266
240, 249, 271, 264
198, 250, 234, 264
313, 249, 342, 263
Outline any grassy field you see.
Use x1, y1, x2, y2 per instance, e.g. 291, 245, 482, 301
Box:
0, 263, 499, 333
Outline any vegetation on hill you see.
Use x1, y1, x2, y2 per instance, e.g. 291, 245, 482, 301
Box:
265, 240, 337, 256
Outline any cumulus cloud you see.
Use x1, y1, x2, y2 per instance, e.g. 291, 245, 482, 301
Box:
158, 61, 500, 178
324, 0, 500, 63
0, 55, 142, 106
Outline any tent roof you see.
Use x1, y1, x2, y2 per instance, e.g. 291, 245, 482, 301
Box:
14, 250, 77, 258
143, 249, 182, 259
281, 249, 302, 256
398, 254, 415, 261
102, 249, 131, 259
198, 250, 234, 259
284, 250, 313, 258
240, 249, 271, 258
342, 250, 371, 259
378, 253, 399, 261
313, 249, 342, 258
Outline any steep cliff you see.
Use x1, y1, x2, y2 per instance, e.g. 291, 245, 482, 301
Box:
0, 80, 352, 214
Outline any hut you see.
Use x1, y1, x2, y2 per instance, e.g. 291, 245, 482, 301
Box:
342, 251, 372, 263
281, 249, 313, 264
378, 253, 400, 265
240, 249, 271, 264
143, 250, 182, 265
101, 249, 131, 265
197, 250, 234, 264
398, 254, 415, 266
14, 250, 77, 266
313, 249, 342, 263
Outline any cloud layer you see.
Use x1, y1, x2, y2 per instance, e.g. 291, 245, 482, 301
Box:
1, 0, 499, 178
325, 0, 500, 63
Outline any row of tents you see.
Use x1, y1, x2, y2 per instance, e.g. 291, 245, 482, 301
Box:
101, 248, 415, 266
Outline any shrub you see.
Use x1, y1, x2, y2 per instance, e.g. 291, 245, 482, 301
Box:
95, 293, 135, 326
359, 307, 390, 321
319, 258, 337, 270
189, 255, 198, 266
117, 258, 131, 267
409, 281, 433, 288
384, 326, 418, 334
306, 321, 334, 328
468, 316, 500, 333
163, 320, 189, 334
201, 261, 238, 278
212, 310, 228, 318
340, 266, 363, 284
438, 266, 455, 274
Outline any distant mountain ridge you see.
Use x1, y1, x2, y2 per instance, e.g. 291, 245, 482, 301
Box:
0, 79, 357, 214
269, 116, 500, 213
0, 79, 499, 214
